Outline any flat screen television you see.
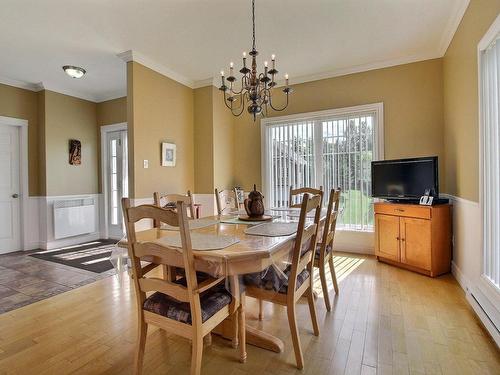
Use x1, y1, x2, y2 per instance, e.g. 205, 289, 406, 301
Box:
371, 156, 438, 201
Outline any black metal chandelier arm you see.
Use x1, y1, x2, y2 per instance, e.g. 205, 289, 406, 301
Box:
231, 91, 247, 117
229, 76, 246, 95
268, 91, 289, 112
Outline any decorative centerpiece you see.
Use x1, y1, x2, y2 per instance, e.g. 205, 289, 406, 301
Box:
240, 184, 272, 221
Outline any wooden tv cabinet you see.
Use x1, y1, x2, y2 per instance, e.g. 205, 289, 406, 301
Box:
374, 202, 452, 277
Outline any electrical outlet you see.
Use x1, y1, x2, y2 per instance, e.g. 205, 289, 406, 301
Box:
143, 160, 149, 169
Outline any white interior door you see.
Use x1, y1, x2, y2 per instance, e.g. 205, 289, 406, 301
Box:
0, 125, 21, 253
106, 130, 128, 239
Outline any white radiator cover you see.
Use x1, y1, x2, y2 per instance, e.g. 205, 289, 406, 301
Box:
53, 198, 96, 239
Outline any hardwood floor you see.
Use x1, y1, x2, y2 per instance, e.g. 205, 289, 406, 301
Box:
0, 253, 498, 374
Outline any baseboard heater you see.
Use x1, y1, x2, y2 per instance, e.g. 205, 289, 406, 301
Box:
53, 198, 96, 239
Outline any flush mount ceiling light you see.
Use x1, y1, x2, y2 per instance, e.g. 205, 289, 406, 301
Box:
62, 65, 86, 79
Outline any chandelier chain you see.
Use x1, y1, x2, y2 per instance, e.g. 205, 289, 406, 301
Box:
252, 0, 256, 51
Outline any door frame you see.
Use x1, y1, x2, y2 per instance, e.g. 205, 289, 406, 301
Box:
100, 122, 127, 239
0, 116, 29, 251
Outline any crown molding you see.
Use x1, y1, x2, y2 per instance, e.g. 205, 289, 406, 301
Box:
438, 0, 470, 56
0, 75, 42, 92
193, 51, 442, 90
118, 50, 195, 88
193, 77, 217, 89
94, 90, 127, 103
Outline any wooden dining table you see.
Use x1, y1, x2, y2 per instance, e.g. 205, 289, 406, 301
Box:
118, 209, 327, 353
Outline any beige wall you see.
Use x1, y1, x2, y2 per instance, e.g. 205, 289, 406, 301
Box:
233, 59, 445, 191
97, 97, 127, 126
42, 90, 98, 196
193, 86, 214, 193
193, 86, 235, 193
213, 86, 235, 190
0, 83, 40, 196
127, 62, 194, 199
96, 97, 127, 193
443, 0, 500, 202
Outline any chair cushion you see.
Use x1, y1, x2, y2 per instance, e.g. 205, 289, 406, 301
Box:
143, 279, 231, 324
243, 265, 310, 294
315, 243, 332, 259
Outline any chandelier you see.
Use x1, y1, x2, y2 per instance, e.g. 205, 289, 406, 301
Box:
219, 0, 292, 121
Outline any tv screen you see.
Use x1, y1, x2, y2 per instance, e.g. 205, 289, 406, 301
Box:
371, 157, 438, 200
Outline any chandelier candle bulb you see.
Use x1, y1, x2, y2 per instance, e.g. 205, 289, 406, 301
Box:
229, 62, 234, 76
285, 74, 289, 86
271, 55, 276, 70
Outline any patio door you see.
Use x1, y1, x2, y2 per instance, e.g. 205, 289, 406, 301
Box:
105, 129, 128, 239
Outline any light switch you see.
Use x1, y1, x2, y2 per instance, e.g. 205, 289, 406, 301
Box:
143, 160, 149, 169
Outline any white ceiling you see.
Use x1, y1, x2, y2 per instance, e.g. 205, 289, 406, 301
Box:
0, 0, 469, 102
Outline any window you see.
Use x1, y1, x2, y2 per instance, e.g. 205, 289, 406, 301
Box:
480, 30, 500, 291
262, 103, 384, 231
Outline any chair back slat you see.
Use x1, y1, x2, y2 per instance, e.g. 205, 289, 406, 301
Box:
215, 188, 239, 215
134, 242, 182, 263
139, 278, 190, 302
128, 204, 179, 226
287, 190, 323, 296
153, 191, 196, 226
289, 186, 323, 207
320, 188, 341, 248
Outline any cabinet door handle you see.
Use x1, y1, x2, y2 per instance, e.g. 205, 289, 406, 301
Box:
401, 238, 405, 242
396, 237, 400, 240
396, 208, 405, 212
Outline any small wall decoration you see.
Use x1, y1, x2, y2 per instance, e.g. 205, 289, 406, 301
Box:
69, 139, 81, 165
161, 142, 176, 167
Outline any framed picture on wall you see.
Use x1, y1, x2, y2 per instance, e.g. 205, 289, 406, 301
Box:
69, 139, 81, 165
161, 142, 176, 167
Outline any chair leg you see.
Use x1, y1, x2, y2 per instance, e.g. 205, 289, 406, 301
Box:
258, 299, 264, 320
318, 262, 331, 311
134, 319, 148, 375
203, 333, 212, 347
328, 256, 339, 294
307, 288, 320, 336
191, 332, 204, 375
238, 296, 247, 363
286, 303, 304, 369
231, 313, 239, 348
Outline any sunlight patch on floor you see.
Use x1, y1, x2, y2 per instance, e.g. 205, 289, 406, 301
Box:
312, 254, 365, 296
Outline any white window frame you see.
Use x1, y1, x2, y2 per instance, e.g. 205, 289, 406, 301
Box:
477, 13, 500, 338
261, 102, 384, 231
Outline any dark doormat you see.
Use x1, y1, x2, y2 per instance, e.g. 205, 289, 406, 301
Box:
30, 239, 118, 273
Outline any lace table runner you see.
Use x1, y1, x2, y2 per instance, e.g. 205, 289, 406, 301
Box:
244, 222, 298, 237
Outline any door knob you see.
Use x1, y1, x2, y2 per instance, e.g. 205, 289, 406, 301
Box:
12, 193, 19, 198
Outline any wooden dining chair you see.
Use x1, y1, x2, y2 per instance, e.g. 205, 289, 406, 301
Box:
215, 188, 239, 215
314, 188, 341, 311
122, 198, 246, 375
255, 185, 324, 320
244, 192, 323, 369
289, 186, 323, 207
153, 190, 196, 222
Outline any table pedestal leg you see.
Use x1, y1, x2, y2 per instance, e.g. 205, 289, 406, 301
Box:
212, 316, 284, 353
